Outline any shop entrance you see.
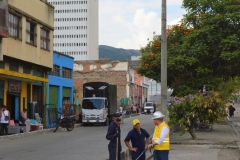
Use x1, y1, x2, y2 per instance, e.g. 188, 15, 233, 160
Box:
7, 92, 20, 120
32, 85, 43, 118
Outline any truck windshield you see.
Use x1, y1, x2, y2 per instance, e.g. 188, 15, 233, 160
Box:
82, 99, 104, 109
146, 103, 153, 106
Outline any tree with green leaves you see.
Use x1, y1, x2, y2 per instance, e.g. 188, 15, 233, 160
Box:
137, 0, 240, 139
137, 0, 240, 96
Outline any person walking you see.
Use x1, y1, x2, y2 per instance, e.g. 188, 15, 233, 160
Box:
147, 111, 170, 160
133, 104, 137, 114
0, 105, 10, 136
124, 119, 150, 160
229, 105, 236, 117
106, 112, 122, 160
119, 106, 123, 115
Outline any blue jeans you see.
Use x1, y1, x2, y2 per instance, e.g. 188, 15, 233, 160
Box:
153, 150, 169, 160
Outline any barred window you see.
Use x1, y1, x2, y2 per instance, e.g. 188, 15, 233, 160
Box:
41, 28, 50, 50
23, 66, 31, 74
50, 65, 60, 76
8, 13, 22, 40
9, 63, 19, 72
26, 21, 37, 45
62, 67, 72, 79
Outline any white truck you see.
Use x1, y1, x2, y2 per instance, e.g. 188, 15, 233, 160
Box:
144, 101, 155, 114
81, 82, 117, 126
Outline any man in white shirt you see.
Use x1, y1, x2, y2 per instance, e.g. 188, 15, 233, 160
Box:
0, 105, 10, 136
119, 106, 123, 114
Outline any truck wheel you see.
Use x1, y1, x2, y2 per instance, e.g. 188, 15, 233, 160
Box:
104, 117, 109, 126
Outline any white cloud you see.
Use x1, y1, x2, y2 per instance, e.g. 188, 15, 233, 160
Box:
115, 9, 161, 49
168, 17, 183, 26
99, 0, 185, 49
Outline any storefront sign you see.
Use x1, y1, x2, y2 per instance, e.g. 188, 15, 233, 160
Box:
8, 80, 22, 93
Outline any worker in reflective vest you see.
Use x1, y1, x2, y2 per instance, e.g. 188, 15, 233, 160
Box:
147, 111, 170, 160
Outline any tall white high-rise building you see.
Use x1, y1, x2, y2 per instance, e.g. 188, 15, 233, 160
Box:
48, 0, 99, 60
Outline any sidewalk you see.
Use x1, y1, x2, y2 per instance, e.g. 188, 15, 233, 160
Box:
168, 103, 240, 160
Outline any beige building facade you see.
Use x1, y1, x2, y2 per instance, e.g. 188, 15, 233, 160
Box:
0, 0, 54, 124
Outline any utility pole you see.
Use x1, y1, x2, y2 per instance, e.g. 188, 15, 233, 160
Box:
161, 0, 168, 122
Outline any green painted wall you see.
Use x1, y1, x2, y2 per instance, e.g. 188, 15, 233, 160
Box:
62, 87, 70, 97
49, 85, 58, 108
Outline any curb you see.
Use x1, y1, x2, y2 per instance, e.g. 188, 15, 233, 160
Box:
0, 124, 81, 141
0, 129, 52, 141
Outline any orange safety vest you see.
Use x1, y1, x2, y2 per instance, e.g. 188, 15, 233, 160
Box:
153, 121, 170, 150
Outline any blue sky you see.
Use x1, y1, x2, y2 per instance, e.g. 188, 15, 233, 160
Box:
99, 0, 186, 49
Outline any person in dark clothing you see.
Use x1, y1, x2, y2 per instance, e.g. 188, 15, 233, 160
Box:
124, 119, 150, 160
229, 105, 236, 117
106, 113, 122, 160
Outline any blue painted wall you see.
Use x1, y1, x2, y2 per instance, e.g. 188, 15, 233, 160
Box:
46, 51, 74, 127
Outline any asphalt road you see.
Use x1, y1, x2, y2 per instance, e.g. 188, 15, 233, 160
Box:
0, 114, 155, 160
1, 114, 238, 160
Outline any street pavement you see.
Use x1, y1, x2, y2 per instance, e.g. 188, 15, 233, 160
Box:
1, 107, 240, 160
0, 114, 155, 160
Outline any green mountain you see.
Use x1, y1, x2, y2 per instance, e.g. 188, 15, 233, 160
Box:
99, 45, 141, 60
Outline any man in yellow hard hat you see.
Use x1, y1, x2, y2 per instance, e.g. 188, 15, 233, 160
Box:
124, 119, 150, 160
147, 111, 170, 160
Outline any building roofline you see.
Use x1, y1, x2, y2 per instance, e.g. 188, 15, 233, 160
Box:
53, 50, 74, 59
41, 0, 55, 9
74, 60, 129, 63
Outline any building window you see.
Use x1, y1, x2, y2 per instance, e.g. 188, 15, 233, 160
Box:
50, 65, 60, 76
62, 67, 72, 79
23, 66, 31, 74
8, 13, 22, 40
0, 62, 4, 69
32, 69, 43, 77
9, 63, 19, 72
41, 28, 50, 50
0, 8, 5, 27
26, 21, 37, 45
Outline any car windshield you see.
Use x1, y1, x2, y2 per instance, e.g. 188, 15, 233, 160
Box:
82, 99, 104, 109
146, 103, 153, 106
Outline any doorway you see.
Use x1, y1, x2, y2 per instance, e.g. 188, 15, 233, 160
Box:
32, 85, 43, 118
7, 92, 20, 120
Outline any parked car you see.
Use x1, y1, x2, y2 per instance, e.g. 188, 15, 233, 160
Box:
144, 101, 154, 114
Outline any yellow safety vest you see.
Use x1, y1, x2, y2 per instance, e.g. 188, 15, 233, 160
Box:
153, 121, 170, 150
